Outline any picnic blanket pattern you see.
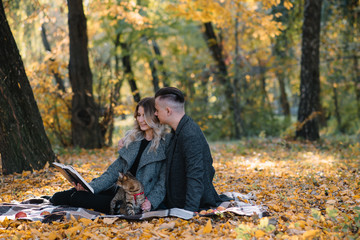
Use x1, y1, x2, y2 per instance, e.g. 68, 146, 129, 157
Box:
0, 192, 268, 223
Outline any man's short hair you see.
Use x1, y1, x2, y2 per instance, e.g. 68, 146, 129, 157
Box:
155, 87, 185, 103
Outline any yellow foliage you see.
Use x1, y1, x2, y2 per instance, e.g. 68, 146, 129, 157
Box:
89, 1, 151, 30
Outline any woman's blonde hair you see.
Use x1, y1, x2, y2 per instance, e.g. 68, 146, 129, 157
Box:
123, 97, 166, 152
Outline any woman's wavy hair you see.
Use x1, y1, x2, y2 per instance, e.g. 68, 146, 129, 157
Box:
123, 97, 166, 152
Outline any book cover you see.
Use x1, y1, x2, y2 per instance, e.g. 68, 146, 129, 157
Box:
53, 162, 94, 194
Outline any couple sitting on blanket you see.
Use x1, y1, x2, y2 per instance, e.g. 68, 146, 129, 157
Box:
50, 87, 231, 214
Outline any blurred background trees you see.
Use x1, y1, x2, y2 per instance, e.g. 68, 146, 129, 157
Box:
2, 0, 359, 149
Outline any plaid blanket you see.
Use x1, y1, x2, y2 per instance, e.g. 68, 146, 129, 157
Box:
0, 192, 268, 223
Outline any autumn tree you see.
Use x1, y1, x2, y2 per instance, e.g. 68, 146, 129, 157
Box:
67, 0, 103, 148
0, 0, 56, 174
203, 22, 241, 138
296, 0, 323, 140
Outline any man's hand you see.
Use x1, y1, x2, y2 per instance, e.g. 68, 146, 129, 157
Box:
141, 199, 151, 212
73, 183, 87, 192
117, 138, 125, 151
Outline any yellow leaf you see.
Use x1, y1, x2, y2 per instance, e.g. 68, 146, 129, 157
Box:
48, 232, 60, 240
203, 219, 212, 233
303, 229, 320, 239
103, 217, 117, 224
79, 218, 93, 226
326, 199, 336, 205
158, 221, 176, 230
255, 230, 266, 237
64, 225, 82, 237
284, 0, 293, 10
296, 220, 306, 229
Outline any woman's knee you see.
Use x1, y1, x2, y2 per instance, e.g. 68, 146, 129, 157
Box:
50, 188, 76, 205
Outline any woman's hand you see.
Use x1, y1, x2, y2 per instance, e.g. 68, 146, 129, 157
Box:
73, 183, 88, 192
141, 199, 151, 212
117, 138, 125, 151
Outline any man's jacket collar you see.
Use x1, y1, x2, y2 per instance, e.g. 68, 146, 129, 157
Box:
174, 114, 189, 136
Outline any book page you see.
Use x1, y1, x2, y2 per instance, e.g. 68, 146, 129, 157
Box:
53, 163, 94, 193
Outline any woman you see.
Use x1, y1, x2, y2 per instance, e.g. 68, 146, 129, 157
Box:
50, 97, 168, 213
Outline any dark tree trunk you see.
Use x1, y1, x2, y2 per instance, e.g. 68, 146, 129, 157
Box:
152, 40, 170, 87
67, 0, 103, 148
107, 33, 124, 146
120, 42, 140, 103
203, 22, 240, 139
332, 84, 342, 131
258, 63, 271, 110
276, 71, 290, 116
149, 58, 160, 93
273, 34, 291, 117
296, 0, 323, 141
257, 60, 274, 120
348, 1, 360, 118
354, 54, 360, 118
41, 24, 66, 93
0, 1, 56, 174
113, 33, 123, 104
233, 16, 246, 137
101, 33, 124, 146
142, 36, 160, 93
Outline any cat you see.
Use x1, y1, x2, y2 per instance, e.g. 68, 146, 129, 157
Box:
109, 172, 147, 215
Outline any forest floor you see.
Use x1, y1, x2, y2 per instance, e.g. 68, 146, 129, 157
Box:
0, 137, 359, 239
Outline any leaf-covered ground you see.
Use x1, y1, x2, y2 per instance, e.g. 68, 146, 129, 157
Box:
0, 138, 359, 239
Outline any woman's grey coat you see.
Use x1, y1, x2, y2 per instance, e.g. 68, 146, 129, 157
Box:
89, 138, 167, 210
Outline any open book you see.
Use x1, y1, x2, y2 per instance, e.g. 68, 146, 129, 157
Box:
53, 162, 94, 194
142, 208, 194, 220
103, 208, 195, 220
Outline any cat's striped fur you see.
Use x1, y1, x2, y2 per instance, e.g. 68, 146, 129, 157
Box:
110, 172, 147, 215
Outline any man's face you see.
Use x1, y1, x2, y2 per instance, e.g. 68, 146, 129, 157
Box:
155, 98, 168, 124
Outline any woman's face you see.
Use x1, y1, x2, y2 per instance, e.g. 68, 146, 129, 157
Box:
136, 106, 151, 132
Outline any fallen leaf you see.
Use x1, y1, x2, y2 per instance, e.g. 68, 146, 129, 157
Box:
255, 229, 266, 237
303, 229, 320, 239
158, 221, 176, 230
102, 217, 118, 225
203, 219, 212, 234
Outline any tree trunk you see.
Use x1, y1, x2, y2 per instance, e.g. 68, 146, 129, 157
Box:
120, 42, 140, 103
296, 0, 323, 141
233, 15, 246, 137
276, 71, 290, 116
152, 40, 170, 87
149, 58, 160, 93
203, 22, 240, 139
107, 33, 124, 146
142, 36, 160, 93
67, 0, 103, 148
0, 1, 56, 174
332, 83, 342, 131
348, 1, 360, 118
41, 23, 66, 93
354, 54, 360, 118
102, 33, 124, 146
273, 33, 291, 117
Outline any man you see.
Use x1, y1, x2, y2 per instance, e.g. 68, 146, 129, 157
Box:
155, 87, 229, 212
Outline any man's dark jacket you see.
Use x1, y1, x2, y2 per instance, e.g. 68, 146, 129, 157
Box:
165, 115, 226, 212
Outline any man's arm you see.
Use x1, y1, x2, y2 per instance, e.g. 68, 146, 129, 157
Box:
181, 133, 204, 212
